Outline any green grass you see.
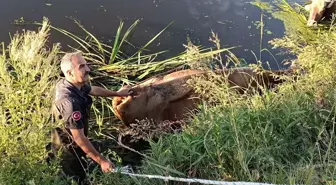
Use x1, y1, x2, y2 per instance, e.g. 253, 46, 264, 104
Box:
0, 18, 66, 185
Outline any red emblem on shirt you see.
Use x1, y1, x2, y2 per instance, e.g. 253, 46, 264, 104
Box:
72, 111, 81, 121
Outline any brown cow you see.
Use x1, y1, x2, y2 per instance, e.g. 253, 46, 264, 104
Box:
112, 67, 296, 126
305, 0, 336, 27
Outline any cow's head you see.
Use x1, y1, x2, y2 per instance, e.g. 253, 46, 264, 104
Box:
112, 85, 151, 125
112, 70, 204, 125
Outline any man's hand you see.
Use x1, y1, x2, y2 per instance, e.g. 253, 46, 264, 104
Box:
70, 128, 116, 173
100, 159, 115, 173
90, 86, 135, 97
117, 89, 134, 97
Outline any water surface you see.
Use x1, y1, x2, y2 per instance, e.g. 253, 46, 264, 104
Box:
0, 0, 306, 69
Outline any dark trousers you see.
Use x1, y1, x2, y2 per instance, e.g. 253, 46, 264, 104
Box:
59, 145, 88, 184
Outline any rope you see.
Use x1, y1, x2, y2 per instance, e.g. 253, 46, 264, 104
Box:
112, 166, 278, 185
106, 135, 285, 185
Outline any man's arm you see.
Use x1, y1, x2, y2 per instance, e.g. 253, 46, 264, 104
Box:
89, 86, 131, 97
59, 99, 115, 173
70, 128, 114, 172
70, 128, 105, 164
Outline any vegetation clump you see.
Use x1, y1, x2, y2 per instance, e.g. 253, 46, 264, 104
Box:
0, 19, 66, 184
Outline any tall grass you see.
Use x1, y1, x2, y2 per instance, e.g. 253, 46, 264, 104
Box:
41, 18, 231, 86
128, 41, 336, 184
0, 18, 66, 184
252, 0, 322, 45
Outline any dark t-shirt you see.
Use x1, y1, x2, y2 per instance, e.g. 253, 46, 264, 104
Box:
52, 79, 93, 148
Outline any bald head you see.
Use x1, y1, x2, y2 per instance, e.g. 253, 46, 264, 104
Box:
60, 51, 90, 86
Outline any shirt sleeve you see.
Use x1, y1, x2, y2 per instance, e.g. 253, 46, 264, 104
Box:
55, 99, 85, 130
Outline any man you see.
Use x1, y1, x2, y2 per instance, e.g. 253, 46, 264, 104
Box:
51, 51, 132, 184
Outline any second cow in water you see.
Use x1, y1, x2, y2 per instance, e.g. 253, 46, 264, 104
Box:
305, 0, 336, 26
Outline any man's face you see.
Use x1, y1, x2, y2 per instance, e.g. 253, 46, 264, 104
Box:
70, 55, 90, 84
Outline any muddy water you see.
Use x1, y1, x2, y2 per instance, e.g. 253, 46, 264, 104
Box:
0, 0, 306, 69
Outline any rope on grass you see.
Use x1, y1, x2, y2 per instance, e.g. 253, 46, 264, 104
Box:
107, 135, 286, 185
112, 166, 278, 185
